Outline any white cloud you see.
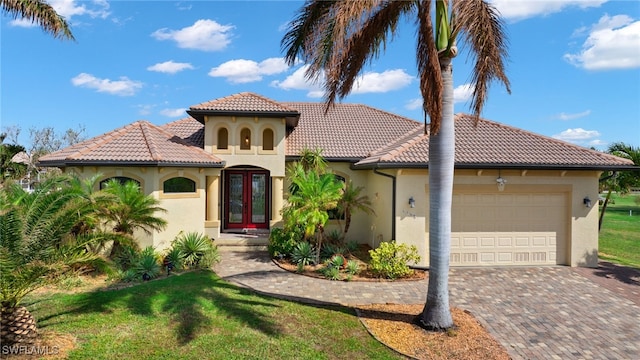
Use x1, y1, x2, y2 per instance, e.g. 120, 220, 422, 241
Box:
453, 83, 474, 104
209, 58, 289, 83
147, 61, 194, 74
159, 108, 186, 117
564, 15, 640, 70
552, 128, 601, 143
351, 69, 413, 94
71, 73, 142, 96
554, 110, 592, 120
271, 65, 324, 98
490, 0, 607, 22
405, 98, 423, 110
10, 0, 110, 27
136, 104, 154, 116
151, 19, 233, 52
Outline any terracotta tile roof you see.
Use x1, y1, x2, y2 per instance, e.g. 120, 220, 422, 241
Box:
188, 92, 300, 123
355, 114, 635, 169
283, 102, 423, 159
162, 116, 204, 147
38, 120, 223, 167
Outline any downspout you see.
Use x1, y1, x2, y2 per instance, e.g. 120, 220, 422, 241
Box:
373, 168, 396, 240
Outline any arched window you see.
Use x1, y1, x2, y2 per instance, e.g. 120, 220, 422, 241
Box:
99, 177, 140, 190
240, 128, 251, 150
262, 128, 274, 151
217, 128, 228, 150
163, 177, 196, 193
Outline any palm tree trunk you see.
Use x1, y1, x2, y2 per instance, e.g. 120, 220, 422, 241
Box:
419, 56, 455, 330
1, 306, 38, 345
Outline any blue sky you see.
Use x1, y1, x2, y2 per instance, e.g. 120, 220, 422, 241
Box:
2, 0, 639, 151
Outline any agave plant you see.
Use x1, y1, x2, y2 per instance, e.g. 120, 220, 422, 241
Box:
133, 247, 162, 281
173, 232, 219, 269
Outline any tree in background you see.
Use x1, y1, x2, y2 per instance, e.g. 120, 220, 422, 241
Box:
0, 134, 27, 186
599, 142, 640, 230
282, 0, 510, 330
1, 0, 74, 40
337, 180, 374, 239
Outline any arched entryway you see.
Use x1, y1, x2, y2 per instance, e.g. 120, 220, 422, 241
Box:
223, 167, 270, 231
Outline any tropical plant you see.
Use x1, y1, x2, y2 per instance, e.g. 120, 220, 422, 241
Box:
330, 254, 346, 269
368, 241, 420, 280
345, 259, 360, 275
268, 226, 303, 258
299, 147, 328, 173
172, 231, 220, 269
0, 135, 27, 185
292, 241, 315, 272
282, 0, 509, 330
163, 247, 184, 271
321, 264, 341, 280
133, 247, 162, 281
0, 176, 106, 345
321, 243, 346, 261
337, 180, 374, 238
285, 168, 343, 263
99, 179, 167, 259
1, 0, 74, 40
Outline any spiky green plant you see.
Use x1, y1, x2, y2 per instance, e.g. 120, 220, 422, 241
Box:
292, 242, 315, 270
173, 232, 219, 269
133, 247, 162, 281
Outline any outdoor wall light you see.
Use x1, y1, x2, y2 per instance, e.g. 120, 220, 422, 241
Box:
496, 176, 507, 192
408, 196, 416, 208
583, 196, 592, 208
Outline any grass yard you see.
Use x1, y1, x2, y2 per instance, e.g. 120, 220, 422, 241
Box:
23, 271, 400, 360
599, 193, 640, 269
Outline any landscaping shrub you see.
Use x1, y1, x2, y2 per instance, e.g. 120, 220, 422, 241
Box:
330, 254, 346, 269
345, 260, 360, 275
368, 241, 420, 279
346, 240, 359, 253
173, 231, 220, 269
321, 265, 341, 280
163, 247, 184, 271
268, 227, 302, 258
321, 243, 347, 260
113, 244, 140, 271
133, 247, 162, 281
292, 242, 315, 272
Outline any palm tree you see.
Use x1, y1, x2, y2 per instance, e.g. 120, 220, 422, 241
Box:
99, 179, 167, 258
285, 168, 343, 264
1, 0, 74, 40
282, 0, 510, 330
0, 176, 105, 345
599, 142, 640, 230
337, 180, 374, 238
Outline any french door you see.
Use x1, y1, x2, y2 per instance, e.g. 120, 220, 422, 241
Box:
224, 170, 269, 230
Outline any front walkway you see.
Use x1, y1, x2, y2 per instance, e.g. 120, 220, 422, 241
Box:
214, 249, 640, 360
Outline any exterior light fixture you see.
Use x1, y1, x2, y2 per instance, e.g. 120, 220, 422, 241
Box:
496, 176, 507, 191
408, 196, 415, 208
583, 196, 591, 208
244, 136, 250, 145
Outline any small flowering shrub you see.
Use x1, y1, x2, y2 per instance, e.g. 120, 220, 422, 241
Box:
368, 241, 420, 279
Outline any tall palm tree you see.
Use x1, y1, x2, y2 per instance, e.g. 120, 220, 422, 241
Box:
0, 176, 105, 345
1, 0, 74, 40
282, 0, 510, 330
99, 180, 167, 258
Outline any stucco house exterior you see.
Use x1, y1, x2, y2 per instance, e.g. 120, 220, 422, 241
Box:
38, 92, 634, 268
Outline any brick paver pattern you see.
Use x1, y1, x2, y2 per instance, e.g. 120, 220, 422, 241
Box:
214, 249, 640, 360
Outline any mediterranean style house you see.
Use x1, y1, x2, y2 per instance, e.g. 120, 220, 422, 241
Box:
38, 92, 634, 268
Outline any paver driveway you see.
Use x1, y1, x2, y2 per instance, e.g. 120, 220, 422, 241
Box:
214, 249, 640, 360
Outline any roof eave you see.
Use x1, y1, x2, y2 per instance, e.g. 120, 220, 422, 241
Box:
352, 162, 639, 171
187, 109, 300, 127
37, 160, 226, 168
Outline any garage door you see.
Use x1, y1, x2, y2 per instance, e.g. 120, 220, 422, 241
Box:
450, 192, 567, 266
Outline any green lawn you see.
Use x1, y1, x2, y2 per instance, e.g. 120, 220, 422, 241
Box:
27, 271, 400, 360
599, 193, 640, 269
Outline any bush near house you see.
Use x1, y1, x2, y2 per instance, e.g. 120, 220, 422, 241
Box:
369, 241, 421, 280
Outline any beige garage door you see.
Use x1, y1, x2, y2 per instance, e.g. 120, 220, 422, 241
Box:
450, 192, 567, 266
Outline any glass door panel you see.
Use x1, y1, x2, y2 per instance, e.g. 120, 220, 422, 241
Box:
228, 174, 244, 224
251, 174, 266, 223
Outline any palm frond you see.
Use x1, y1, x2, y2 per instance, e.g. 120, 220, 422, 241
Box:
1, 0, 74, 40
416, 0, 444, 133
452, 0, 510, 121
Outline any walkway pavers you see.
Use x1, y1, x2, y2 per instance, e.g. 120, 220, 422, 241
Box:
214, 249, 640, 360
